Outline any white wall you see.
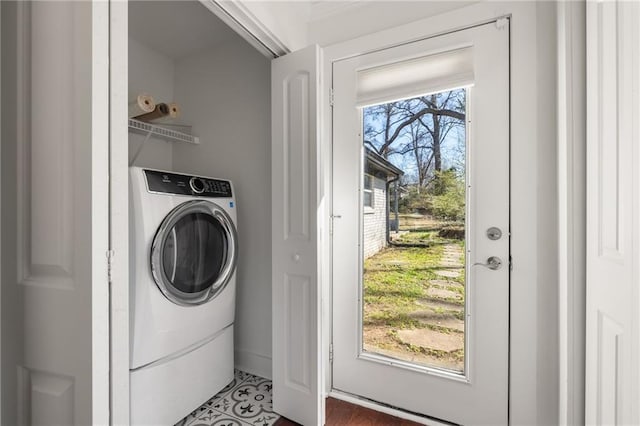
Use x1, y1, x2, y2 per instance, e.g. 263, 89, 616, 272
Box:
171, 36, 272, 379
308, 1, 476, 47
128, 38, 174, 170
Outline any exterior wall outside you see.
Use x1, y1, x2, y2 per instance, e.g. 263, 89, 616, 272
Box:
363, 176, 388, 259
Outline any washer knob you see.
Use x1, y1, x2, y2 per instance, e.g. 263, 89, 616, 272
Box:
189, 177, 205, 194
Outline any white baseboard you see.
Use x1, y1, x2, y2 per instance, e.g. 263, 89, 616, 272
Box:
234, 349, 272, 380
328, 390, 453, 426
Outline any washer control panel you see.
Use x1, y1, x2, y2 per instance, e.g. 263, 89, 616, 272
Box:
144, 170, 232, 198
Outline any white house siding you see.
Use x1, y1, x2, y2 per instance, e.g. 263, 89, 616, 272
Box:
363, 176, 388, 258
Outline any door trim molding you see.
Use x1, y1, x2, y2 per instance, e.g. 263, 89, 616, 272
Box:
92, 2, 111, 423
0, 2, 3, 423
199, 0, 290, 58
109, 1, 130, 424
557, 1, 586, 425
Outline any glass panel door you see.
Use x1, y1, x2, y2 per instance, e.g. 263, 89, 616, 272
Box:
331, 20, 510, 425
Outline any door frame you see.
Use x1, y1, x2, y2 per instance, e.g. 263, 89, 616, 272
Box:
322, 2, 560, 423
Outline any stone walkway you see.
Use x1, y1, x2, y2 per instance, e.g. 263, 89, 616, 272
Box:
395, 242, 465, 371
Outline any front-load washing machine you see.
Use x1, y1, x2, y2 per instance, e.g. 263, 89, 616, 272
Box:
129, 167, 238, 425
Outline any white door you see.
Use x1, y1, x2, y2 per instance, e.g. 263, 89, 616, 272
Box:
271, 44, 325, 426
332, 21, 509, 424
585, 1, 640, 424
1, 1, 111, 424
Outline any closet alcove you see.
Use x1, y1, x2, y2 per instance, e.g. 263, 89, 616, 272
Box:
128, 0, 273, 386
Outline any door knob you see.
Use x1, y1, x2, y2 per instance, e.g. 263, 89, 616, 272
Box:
473, 256, 502, 270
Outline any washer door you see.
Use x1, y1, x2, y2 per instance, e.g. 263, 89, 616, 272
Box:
150, 200, 238, 306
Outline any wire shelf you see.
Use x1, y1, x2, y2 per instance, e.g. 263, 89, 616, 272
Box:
128, 118, 199, 145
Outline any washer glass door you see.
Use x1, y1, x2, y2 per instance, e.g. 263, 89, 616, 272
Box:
151, 200, 237, 305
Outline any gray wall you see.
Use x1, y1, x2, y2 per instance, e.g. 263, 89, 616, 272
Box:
128, 38, 174, 170
172, 37, 272, 378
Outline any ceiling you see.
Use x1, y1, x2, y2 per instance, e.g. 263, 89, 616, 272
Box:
129, 1, 238, 60
308, 0, 364, 21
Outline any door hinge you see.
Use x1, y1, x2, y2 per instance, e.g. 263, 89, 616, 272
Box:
509, 255, 513, 271
106, 249, 115, 284
329, 88, 335, 107
329, 343, 334, 363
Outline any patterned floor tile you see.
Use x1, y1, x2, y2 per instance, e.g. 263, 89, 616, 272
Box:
176, 370, 280, 426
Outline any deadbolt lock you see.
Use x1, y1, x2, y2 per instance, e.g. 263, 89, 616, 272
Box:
486, 227, 502, 240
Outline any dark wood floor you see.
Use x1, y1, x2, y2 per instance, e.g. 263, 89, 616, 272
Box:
275, 397, 423, 425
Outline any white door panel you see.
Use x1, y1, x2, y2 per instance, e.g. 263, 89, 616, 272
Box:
332, 21, 509, 425
271, 44, 324, 426
1, 1, 110, 424
585, 1, 640, 424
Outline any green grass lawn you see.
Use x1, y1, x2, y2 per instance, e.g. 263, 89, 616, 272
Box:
363, 246, 442, 328
362, 221, 466, 370
363, 244, 464, 325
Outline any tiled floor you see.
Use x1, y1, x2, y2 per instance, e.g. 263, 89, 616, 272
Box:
176, 370, 424, 426
176, 370, 280, 426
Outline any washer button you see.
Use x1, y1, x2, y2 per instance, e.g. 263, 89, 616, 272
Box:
189, 177, 205, 194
